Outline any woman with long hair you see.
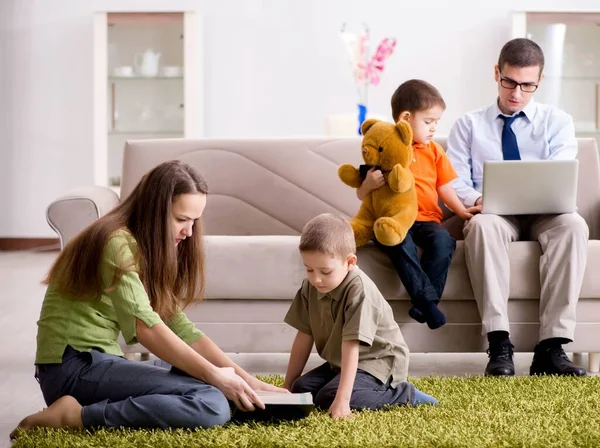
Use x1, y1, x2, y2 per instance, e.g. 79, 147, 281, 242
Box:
11, 160, 286, 438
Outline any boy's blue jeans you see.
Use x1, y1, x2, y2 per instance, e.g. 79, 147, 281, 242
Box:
291, 362, 438, 409
374, 221, 456, 306
35, 346, 231, 430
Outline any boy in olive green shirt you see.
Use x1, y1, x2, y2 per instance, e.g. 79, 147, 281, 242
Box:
283, 214, 438, 419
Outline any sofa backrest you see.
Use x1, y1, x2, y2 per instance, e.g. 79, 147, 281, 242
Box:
121, 138, 364, 236
121, 137, 600, 239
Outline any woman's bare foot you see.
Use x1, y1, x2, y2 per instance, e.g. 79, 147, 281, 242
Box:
10, 396, 83, 440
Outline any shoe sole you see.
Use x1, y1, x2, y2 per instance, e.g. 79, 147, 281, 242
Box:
529, 369, 586, 377
484, 372, 515, 377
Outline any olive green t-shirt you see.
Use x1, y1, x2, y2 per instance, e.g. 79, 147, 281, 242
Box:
35, 229, 203, 364
284, 267, 409, 388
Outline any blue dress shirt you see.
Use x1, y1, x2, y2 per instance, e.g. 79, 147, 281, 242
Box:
446, 99, 578, 207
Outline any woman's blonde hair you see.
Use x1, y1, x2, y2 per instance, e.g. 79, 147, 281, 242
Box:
43, 160, 208, 322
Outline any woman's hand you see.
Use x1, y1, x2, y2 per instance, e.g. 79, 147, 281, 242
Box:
210, 367, 265, 411
246, 376, 290, 394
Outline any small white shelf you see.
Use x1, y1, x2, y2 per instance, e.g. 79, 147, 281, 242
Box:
108, 130, 184, 135
108, 76, 183, 81
574, 122, 598, 133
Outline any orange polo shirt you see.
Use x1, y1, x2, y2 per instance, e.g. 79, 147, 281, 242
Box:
410, 141, 458, 224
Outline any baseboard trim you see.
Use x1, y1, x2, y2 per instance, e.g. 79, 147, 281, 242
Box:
0, 238, 60, 251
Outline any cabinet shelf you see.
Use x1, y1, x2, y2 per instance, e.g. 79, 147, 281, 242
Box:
108, 130, 184, 135
108, 76, 183, 81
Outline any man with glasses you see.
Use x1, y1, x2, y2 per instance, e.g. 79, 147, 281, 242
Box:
446, 38, 588, 377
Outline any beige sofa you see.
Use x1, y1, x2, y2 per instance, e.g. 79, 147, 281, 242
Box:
46, 137, 600, 371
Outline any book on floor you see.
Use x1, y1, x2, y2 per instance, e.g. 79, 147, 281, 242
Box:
231, 392, 315, 423
256, 391, 313, 405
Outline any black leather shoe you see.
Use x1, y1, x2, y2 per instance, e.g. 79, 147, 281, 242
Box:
530, 345, 587, 376
485, 343, 515, 376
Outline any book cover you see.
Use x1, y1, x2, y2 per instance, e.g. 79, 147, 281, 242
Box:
256, 391, 313, 405
231, 392, 315, 423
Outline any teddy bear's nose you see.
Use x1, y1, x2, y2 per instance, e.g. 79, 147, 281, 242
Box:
378, 147, 383, 152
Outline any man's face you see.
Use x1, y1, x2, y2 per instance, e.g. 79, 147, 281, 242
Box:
494, 63, 543, 115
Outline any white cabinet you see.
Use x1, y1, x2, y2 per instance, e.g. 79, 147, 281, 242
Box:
93, 12, 202, 190
512, 11, 600, 145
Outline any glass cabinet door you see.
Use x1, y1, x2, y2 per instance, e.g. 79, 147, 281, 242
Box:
93, 11, 201, 193
107, 13, 184, 189
513, 12, 600, 147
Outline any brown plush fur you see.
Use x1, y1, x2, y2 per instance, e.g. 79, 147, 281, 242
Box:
338, 119, 418, 247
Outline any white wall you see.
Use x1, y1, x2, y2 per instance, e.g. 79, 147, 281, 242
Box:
1, 0, 600, 237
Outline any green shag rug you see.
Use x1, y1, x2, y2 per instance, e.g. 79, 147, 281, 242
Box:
11, 374, 600, 448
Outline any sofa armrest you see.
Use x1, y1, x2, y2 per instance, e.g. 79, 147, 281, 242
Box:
46, 186, 120, 249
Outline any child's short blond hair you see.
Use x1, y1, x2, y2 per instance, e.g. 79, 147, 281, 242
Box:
299, 213, 356, 259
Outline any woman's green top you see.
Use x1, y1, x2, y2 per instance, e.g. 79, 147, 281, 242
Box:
35, 229, 203, 364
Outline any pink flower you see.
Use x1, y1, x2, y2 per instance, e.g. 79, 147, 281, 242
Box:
357, 38, 396, 86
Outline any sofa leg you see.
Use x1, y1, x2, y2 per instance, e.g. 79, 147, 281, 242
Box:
140, 352, 150, 361
572, 352, 583, 367
588, 353, 600, 373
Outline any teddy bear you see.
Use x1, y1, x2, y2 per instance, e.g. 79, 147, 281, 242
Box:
338, 118, 418, 247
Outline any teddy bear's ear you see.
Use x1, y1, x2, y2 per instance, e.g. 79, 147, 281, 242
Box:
395, 120, 413, 146
361, 118, 379, 135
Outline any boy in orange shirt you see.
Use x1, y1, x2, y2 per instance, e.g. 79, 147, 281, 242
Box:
358, 79, 480, 329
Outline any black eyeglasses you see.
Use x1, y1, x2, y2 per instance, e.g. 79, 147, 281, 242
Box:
499, 74, 539, 93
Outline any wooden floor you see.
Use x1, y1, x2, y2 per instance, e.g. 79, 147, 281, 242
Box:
0, 250, 590, 446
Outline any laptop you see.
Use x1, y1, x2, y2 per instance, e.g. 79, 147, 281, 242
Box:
481, 159, 579, 215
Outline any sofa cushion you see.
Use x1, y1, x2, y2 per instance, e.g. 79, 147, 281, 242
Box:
204, 236, 600, 302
